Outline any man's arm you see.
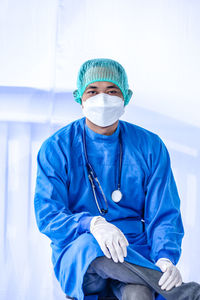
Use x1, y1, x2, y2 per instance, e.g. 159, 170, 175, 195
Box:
144, 136, 184, 264
34, 138, 93, 247
144, 136, 184, 290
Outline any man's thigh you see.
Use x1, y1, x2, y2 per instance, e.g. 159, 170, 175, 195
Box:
88, 257, 150, 285
83, 257, 154, 299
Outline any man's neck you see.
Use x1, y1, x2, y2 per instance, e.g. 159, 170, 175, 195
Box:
85, 118, 119, 136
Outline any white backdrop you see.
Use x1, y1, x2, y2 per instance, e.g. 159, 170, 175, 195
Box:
0, 1, 200, 300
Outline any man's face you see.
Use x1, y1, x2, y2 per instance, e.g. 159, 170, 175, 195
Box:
81, 81, 124, 104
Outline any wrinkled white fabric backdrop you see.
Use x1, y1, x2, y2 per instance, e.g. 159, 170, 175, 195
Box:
0, 1, 200, 299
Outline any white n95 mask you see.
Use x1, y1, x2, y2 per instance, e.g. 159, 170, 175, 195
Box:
82, 93, 125, 127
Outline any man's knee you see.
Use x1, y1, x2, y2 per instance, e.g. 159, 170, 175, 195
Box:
121, 284, 154, 300
83, 265, 108, 295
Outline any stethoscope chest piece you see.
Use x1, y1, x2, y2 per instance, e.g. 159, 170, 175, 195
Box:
111, 189, 122, 203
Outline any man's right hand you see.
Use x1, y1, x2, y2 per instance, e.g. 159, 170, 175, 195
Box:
90, 216, 129, 263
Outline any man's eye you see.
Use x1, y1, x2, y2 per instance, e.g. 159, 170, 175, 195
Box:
87, 91, 96, 94
108, 90, 117, 94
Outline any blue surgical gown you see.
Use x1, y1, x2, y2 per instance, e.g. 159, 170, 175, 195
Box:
34, 117, 184, 300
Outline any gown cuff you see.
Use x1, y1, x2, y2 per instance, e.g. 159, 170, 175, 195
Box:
78, 215, 94, 234
156, 250, 176, 265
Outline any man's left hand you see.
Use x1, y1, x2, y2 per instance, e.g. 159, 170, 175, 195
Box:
155, 258, 182, 291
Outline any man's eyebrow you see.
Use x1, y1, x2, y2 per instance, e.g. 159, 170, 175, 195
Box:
85, 84, 120, 90
85, 85, 98, 90
106, 85, 120, 89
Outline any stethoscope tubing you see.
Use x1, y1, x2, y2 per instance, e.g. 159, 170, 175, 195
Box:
82, 123, 122, 215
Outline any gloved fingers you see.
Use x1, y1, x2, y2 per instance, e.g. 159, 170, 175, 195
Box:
106, 241, 119, 263
160, 267, 179, 291
99, 241, 111, 259
165, 273, 181, 291
164, 272, 179, 291
113, 240, 124, 263
118, 237, 128, 257
158, 266, 172, 287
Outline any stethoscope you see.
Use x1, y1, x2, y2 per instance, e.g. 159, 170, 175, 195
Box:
83, 124, 123, 215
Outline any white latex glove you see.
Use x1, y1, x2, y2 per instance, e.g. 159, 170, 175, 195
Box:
90, 216, 129, 263
155, 258, 182, 291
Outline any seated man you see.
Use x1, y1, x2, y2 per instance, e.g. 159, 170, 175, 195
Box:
34, 58, 200, 300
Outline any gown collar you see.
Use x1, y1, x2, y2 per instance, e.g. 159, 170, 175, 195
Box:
81, 117, 120, 142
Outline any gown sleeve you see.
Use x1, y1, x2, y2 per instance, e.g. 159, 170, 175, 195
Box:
34, 138, 93, 248
144, 136, 184, 265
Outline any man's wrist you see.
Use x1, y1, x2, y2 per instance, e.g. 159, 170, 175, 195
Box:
90, 216, 106, 232
156, 258, 172, 264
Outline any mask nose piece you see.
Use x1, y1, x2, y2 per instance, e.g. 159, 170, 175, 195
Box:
101, 93, 110, 103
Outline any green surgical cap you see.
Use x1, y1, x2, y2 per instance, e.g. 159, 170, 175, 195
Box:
73, 58, 133, 106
